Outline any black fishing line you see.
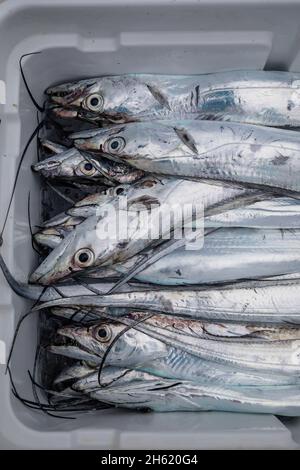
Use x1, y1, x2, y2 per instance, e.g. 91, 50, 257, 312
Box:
0, 120, 45, 243
44, 180, 76, 205
36, 111, 42, 162
19, 52, 44, 113
28, 191, 44, 256
5, 286, 47, 374
28, 344, 59, 418
27, 370, 76, 419
28, 371, 112, 413
8, 351, 102, 417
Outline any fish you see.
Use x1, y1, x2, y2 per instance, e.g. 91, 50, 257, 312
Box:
72, 367, 300, 416
34, 196, 300, 250
33, 189, 121, 248
46, 71, 300, 127
30, 177, 261, 285
53, 361, 97, 386
88, 377, 300, 416
73, 120, 300, 193
32, 141, 144, 184
51, 314, 300, 379
33, 279, 300, 324
82, 228, 300, 286
206, 197, 300, 229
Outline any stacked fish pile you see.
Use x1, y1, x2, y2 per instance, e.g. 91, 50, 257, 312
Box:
4, 71, 300, 415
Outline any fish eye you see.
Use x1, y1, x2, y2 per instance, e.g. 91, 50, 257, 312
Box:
116, 186, 124, 195
73, 248, 95, 267
105, 136, 126, 154
85, 93, 104, 112
79, 160, 97, 176
93, 325, 112, 343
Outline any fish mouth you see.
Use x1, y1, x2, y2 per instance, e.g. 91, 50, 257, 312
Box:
29, 231, 77, 285
52, 326, 101, 360
46, 83, 85, 105
73, 138, 99, 152
29, 263, 75, 285
50, 107, 79, 119
70, 129, 103, 140
31, 160, 61, 172
33, 228, 63, 249
46, 80, 97, 108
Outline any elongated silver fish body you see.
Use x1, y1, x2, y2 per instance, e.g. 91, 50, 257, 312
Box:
47, 71, 300, 127
73, 368, 300, 416
93, 227, 300, 286
30, 177, 259, 285
74, 120, 300, 193
205, 197, 300, 228
34, 196, 300, 250
141, 348, 300, 387
35, 280, 300, 324
53, 316, 300, 386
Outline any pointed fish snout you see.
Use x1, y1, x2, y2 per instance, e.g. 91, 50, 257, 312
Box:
57, 325, 78, 340
73, 139, 90, 150
33, 228, 63, 249
32, 160, 61, 172
73, 137, 101, 153
29, 230, 77, 285
50, 107, 79, 119
29, 268, 68, 285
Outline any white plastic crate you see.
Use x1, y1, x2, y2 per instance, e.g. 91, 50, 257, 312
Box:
0, 0, 300, 449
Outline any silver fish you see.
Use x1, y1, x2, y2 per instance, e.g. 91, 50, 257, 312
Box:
35, 197, 300, 250
32, 143, 144, 184
53, 361, 97, 386
30, 177, 260, 285
73, 120, 300, 193
47, 71, 300, 127
34, 279, 300, 324
206, 197, 300, 228
83, 228, 300, 286
33, 190, 118, 248
52, 314, 300, 376
73, 367, 300, 416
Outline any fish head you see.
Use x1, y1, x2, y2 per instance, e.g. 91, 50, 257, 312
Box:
55, 319, 168, 367
29, 200, 136, 284
32, 146, 105, 179
72, 121, 188, 166
46, 76, 165, 124
46, 79, 103, 122
29, 215, 106, 284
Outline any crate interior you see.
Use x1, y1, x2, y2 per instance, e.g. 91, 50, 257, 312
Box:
1, 0, 300, 449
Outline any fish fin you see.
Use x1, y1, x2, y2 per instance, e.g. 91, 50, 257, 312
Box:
127, 195, 161, 211
146, 84, 171, 110
173, 127, 199, 154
